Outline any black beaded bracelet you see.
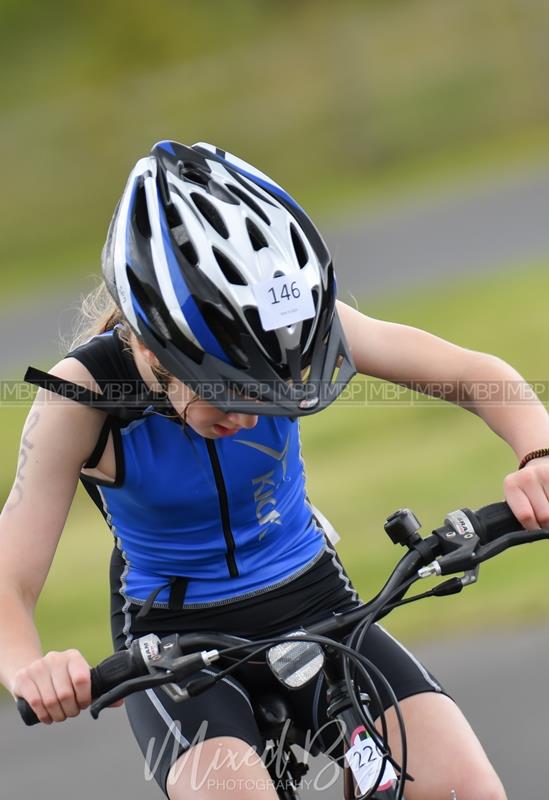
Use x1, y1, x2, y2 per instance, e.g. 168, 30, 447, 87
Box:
518, 448, 549, 470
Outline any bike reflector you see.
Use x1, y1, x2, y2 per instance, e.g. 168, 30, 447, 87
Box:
266, 631, 324, 688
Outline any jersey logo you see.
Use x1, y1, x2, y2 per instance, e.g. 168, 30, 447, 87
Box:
234, 435, 290, 479
235, 434, 291, 540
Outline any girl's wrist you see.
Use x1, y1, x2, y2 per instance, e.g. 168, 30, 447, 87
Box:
518, 448, 549, 470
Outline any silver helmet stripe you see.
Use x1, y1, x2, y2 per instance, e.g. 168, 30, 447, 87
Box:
142, 167, 202, 350
112, 158, 154, 331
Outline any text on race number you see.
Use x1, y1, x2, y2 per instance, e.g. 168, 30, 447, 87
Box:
345, 730, 397, 795
252, 272, 315, 332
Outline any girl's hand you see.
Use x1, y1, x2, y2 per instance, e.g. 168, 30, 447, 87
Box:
12, 649, 93, 725
504, 456, 549, 531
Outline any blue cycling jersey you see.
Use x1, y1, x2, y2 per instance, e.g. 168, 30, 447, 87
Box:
57, 331, 326, 609
98, 410, 324, 606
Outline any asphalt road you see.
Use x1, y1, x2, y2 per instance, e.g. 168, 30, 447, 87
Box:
2, 161, 549, 375
2, 162, 549, 798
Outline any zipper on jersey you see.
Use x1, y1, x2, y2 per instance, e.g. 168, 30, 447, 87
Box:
205, 439, 239, 578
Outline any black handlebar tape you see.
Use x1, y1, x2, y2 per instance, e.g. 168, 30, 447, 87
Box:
17, 648, 148, 726
468, 502, 523, 544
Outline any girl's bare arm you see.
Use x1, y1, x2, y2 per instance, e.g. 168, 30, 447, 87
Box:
337, 300, 549, 529
0, 358, 106, 721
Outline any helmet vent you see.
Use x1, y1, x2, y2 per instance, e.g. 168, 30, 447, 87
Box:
190, 193, 229, 239
179, 161, 211, 188
147, 305, 172, 343
199, 302, 250, 368
244, 307, 283, 366
290, 223, 308, 268
300, 287, 318, 354
172, 224, 199, 267
157, 168, 182, 228
127, 268, 170, 343
330, 362, 341, 385
246, 218, 268, 251
212, 247, 247, 285
179, 163, 237, 205
133, 178, 151, 239
226, 184, 270, 224
207, 181, 240, 205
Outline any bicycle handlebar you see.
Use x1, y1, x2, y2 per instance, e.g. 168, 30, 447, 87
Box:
16, 500, 549, 726
461, 501, 523, 543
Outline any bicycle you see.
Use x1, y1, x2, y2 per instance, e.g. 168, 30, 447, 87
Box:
17, 500, 549, 799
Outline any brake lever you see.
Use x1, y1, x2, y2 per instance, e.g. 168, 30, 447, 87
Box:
472, 528, 549, 565
90, 672, 175, 718
418, 510, 481, 576
460, 566, 479, 586
419, 525, 549, 578
90, 649, 220, 717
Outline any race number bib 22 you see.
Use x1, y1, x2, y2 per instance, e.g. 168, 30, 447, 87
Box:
345, 727, 397, 795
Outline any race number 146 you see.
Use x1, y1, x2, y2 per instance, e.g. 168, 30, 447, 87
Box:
267, 281, 301, 304
252, 272, 315, 331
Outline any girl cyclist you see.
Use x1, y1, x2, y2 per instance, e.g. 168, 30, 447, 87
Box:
1, 140, 549, 800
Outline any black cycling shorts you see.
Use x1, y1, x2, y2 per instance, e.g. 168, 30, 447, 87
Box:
110, 545, 446, 796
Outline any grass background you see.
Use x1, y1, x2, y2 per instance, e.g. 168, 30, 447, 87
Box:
1, 259, 546, 665
2, 0, 549, 296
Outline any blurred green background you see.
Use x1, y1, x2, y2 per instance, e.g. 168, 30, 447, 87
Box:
2, 0, 549, 295
1, 0, 549, 664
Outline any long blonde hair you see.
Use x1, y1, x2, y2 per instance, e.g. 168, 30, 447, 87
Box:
70, 281, 177, 390
70, 281, 130, 350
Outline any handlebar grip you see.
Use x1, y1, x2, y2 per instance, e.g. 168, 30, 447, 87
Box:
468, 502, 524, 544
90, 649, 141, 698
17, 647, 147, 726
16, 697, 40, 726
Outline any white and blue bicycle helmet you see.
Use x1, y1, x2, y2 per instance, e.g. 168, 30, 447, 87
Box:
102, 140, 355, 415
